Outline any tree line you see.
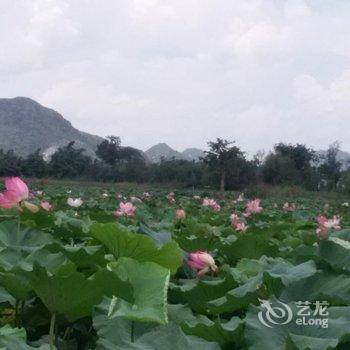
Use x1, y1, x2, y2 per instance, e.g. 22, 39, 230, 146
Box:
0, 137, 348, 192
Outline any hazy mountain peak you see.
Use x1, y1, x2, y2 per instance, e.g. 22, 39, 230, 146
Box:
145, 143, 204, 163
0, 97, 103, 157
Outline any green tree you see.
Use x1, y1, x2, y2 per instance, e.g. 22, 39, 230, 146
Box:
203, 138, 247, 191
274, 143, 316, 171
96, 136, 121, 167
22, 149, 47, 178
0, 149, 22, 176
118, 147, 147, 182
320, 141, 342, 189
49, 142, 92, 178
262, 143, 317, 188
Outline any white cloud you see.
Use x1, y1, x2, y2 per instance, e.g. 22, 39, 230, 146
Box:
1, 0, 350, 153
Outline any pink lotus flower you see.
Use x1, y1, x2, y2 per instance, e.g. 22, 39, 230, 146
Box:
230, 213, 248, 233
316, 214, 341, 239
244, 199, 263, 217
175, 208, 186, 219
0, 177, 29, 209
187, 251, 218, 278
236, 222, 248, 232
114, 202, 136, 217
41, 201, 52, 211
202, 198, 221, 212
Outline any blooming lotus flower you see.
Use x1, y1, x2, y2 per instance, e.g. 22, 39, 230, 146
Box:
0, 177, 29, 209
114, 202, 136, 217
230, 213, 248, 233
67, 198, 83, 207
143, 192, 151, 198
193, 195, 201, 200
202, 198, 221, 212
342, 202, 349, 207
175, 208, 186, 219
316, 214, 341, 239
36, 190, 44, 196
236, 222, 248, 232
101, 193, 109, 198
187, 251, 218, 278
41, 201, 52, 211
244, 199, 263, 217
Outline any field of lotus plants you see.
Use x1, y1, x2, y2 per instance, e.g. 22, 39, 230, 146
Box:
0, 177, 350, 349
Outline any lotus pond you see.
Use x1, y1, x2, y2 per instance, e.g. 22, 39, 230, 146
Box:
0, 179, 349, 349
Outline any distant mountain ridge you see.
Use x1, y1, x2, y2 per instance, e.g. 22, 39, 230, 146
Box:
1, 97, 349, 166
0, 97, 103, 158
144, 143, 204, 163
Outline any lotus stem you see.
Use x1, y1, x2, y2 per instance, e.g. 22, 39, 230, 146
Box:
49, 313, 56, 350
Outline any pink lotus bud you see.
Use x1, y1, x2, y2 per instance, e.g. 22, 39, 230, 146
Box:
212, 203, 221, 212
41, 201, 52, 211
175, 208, 186, 219
0, 177, 29, 210
187, 251, 218, 278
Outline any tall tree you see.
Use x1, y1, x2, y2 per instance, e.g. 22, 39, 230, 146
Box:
274, 143, 316, 171
22, 149, 47, 178
0, 150, 22, 176
320, 141, 342, 189
262, 143, 317, 188
203, 138, 245, 191
49, 142, 92, 178
96, 136, 121, 167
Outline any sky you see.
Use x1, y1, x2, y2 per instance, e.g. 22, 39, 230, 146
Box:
1, 0, 350, 155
